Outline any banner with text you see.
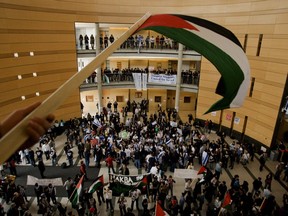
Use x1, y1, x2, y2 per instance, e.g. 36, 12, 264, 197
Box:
109, 173, 150, 196
148, 73, 177, 85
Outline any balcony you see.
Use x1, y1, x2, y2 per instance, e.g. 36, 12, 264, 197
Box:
80, 71, 199, 93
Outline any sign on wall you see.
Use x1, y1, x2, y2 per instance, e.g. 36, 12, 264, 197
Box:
234, 117, 240, 124
226, 113, 232, 120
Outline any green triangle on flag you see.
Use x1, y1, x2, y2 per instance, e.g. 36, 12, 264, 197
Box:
88, 175, 104, 194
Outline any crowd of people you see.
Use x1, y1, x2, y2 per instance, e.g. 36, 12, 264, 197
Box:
84, 67, 200, 86
78, 33, 191, 51
1, 102, 288, 215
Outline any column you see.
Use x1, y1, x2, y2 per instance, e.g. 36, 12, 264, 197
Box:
95, 23, 103, 113
175, 43, 183, 112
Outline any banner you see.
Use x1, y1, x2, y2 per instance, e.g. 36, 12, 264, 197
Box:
174, 169, 203, 179
132, 73, 142, 90
142, 73, 147, 90
27, 175, 63, 186
148, 73, 176, 85
109, 173, 150, 196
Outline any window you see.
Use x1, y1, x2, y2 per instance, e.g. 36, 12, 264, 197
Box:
86, 95, 94, 102
243, 34, 248, 53
117, 62, 122, 69
249, 77, 255, 97
184, 96, 191, 103
116, 96, 124, 102
135, 92, 142, 98
256, 34, 263, 56
155, 96, 161, 103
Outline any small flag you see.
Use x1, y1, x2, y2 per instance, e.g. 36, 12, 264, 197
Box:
88, 175, 104, 194
155, 201, 169, 216
83, 134, 91, 141
104, 74, 110, 84
93, 118, 102, 128
197, 166, 207, 175
222, 191, 232, 208
202, 151, 209, 166
70, 175, 84, 206
166, 139, 171, 145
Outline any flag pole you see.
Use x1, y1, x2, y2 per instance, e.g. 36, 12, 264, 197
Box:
0, 12, 151, 164
217, 207, 222, 216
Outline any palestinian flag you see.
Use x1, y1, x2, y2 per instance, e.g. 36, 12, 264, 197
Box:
197, 166, 207, 175
137, 14, 250, 113
155, 201, 169, 216
222, 191, 232, 208
70, 175, 84, 206
88, 175, 104, 194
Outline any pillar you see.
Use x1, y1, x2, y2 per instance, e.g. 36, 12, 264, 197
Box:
175, 43, 183, 112
95, 23, 103, 113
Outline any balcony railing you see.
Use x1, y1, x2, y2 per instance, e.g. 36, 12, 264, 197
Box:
82, 71, 199, 86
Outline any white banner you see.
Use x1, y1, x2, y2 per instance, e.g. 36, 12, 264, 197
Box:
132, 73, 142, 90
148, 73, 177, 85
174, 169, 203, 179
27, 175, 63, 186
142, 73, 147, 90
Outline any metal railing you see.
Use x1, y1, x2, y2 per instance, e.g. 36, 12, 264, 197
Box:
83, 71, 199, 86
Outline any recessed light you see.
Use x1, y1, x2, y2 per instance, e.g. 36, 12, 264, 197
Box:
17, 75, 22, 80
33, 72, 37, 77
21, 96, 25, 100
35, 92, 40, 96
30, 52, 34, 56
14, 53, 19, 57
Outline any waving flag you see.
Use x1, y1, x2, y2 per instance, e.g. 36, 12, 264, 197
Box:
70, 175, 84, 206
88, 175, 104, 194
155, 201, 169, 216
197, 166, 207, 175
137, 14, 250, 113
202, 151, 209, 166
222, 191, 232, 208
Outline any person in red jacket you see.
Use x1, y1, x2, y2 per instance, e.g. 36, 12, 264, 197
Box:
105, 154, 115, 174
80, 160, 88, 180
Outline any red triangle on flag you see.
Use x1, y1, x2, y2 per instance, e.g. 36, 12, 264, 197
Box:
222, 191, 232, 208
155, 202, 167, 216
197, 166, 207, 175
142, 176, 148, 184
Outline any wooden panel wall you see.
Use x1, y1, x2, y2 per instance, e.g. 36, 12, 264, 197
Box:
0, 0, 287, 148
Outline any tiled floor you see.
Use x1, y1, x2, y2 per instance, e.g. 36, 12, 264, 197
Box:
1, 126, 287, 215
